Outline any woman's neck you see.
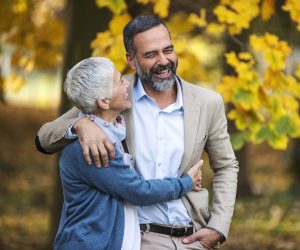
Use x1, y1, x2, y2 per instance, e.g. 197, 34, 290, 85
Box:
93, 110, 119, 123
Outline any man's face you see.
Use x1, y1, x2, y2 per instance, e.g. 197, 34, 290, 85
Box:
126, 24, 178, 92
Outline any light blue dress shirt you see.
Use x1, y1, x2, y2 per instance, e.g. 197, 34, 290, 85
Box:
133, 78, 192, 226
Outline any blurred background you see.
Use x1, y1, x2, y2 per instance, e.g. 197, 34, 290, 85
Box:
0, 0, 300, 249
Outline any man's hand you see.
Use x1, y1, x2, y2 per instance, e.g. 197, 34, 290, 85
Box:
73, 117, 115, 167
182, 228, 221, 249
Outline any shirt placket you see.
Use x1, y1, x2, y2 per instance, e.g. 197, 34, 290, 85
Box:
155, 111, 167, 179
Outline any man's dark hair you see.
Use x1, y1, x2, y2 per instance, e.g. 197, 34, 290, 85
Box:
123, 15, 169, 56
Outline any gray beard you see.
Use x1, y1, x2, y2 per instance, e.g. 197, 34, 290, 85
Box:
135, 61, 176, 92
150, 77, 175, 91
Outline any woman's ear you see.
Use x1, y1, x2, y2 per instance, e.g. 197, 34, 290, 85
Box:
97, 98, 110, 110
126, 52, 136, 70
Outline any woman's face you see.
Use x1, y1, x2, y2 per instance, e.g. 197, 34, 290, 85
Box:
109, 68, 132, 112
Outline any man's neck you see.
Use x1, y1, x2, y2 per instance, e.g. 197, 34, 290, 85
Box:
142, 82, 177, 109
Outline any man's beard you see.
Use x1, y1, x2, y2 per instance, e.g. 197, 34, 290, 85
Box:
135, 60, 177, 92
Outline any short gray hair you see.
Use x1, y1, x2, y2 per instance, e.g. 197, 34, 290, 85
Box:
64, 57, 114, 114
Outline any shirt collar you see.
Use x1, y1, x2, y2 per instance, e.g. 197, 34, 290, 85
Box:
133, 76, 183, 109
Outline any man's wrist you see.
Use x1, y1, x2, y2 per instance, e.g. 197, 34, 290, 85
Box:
206, 227, 225, 243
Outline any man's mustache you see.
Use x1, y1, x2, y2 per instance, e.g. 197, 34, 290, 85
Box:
152, 63, 176, 74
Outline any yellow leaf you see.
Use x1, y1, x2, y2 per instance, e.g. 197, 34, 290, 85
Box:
239, 52, 253, 62
166, 13, 194, 36
173, 37, 187, 54
207, 23, 226, 34
270, 135, 288, 150
188, 9, 207, 28
95, 0, 127, 14
250, 33, 291, 71
91, 31, 113, 53
19, 56, 34, 73
296, 64, 300, 79
217, 76, 237, 102
214, 5, 236, 24
261, 0, 275, 21
4, 73, 26, 92
264, 32, 279, 46
137, 0, 170, 18
153, 0, 170, 18
12, 0, 27, 13
282, 0, 300, 31
213, 0, 260, 35
109, 14, 131, 36
225, 51, 239, 67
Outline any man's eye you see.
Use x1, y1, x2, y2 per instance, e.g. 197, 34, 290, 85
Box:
145, 53, 156, 58
164, 48, 173, 54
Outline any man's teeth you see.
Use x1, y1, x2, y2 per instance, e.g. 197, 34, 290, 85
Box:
156, 69, 169, 74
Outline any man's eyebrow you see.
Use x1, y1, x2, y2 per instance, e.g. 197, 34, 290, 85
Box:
164, 45, 174, 50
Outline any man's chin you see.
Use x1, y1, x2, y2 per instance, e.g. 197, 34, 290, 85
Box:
150, 79, 175, 92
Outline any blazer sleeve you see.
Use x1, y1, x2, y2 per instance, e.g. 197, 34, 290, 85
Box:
36, 107, 80, 154
61, 143, 193, 206
205, 94, 239, 238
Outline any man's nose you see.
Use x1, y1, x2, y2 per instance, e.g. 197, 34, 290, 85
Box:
157, 52, 168, 65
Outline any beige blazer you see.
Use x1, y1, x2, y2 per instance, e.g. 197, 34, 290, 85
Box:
37, 74, 239, 239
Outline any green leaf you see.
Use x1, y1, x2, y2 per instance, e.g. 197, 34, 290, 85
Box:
255, 125, 276, 143
230, 132, 246, 150
274, 115, 295, 136
233, 88, 256, 106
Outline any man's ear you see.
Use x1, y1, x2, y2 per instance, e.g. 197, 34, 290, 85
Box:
126, 52, 136, 70
97, 98, 110, 110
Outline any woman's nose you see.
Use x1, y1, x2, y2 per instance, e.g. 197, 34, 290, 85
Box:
124, 79, 130, 88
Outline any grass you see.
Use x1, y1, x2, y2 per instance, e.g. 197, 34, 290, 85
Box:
0, 104, 299, 250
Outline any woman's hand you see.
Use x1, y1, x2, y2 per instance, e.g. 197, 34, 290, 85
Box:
73, 117, 115, 167
187, 160, 203, 191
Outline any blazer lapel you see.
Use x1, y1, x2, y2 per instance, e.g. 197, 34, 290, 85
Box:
122, 74, 136, 156
178, 81, 201, 176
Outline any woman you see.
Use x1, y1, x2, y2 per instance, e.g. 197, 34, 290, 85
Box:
54, 57, 202, 250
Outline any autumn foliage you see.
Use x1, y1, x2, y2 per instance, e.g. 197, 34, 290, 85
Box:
1, 0, 300, 150
0, 0, 64, 92
92, 0, 300, 150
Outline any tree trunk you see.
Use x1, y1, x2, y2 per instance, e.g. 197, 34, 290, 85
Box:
0, 67, 5, 104
290, 139, 300, 193
224, 32, 253, 198
48, 0, 111, 247
0, 79, 5, 103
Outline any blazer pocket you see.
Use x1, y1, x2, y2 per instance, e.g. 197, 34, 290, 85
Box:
185, 188, 211, 226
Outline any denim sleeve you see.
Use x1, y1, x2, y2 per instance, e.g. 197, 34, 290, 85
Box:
61, 143, 192, 206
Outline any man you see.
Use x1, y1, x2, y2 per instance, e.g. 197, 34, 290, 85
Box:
36, 15, 239, 249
